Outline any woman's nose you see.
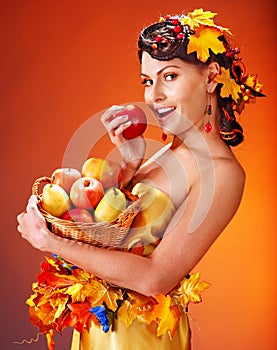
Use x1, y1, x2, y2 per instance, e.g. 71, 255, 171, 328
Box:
146, 82, 166, 103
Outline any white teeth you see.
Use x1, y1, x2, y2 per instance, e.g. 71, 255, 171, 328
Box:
157, 107, 175, 114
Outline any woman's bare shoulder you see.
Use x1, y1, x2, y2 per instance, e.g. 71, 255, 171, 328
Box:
215, 152, 245, 189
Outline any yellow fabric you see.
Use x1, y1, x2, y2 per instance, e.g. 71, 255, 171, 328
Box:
126, 183, 176, 255
71, 312, 191, 350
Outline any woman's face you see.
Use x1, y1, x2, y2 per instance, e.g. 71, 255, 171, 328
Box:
140, 52, 209, 135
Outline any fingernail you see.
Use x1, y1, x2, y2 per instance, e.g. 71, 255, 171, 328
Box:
110, 105, 124, 112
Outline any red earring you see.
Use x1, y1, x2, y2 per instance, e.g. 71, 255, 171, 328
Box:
205, 104, 212, 133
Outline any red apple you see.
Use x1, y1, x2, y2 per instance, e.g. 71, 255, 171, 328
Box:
82, 157, 123, 189
51, 168, 81, 193
61, 208, 94, 223
113, 104, 147, 139
70, 177, 104, 209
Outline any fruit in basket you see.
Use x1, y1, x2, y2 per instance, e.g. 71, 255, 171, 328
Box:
61, 208, 94, 223
82, 157, 123, 189
51, 168, 81, 193
94, 187, 127, 222
70, 177, 104, 209
41, 183, 71, 217
112, 104, 147, 139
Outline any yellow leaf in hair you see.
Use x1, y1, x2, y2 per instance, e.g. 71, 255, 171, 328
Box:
187, 27, 225, 62
181, 8, 217, 30
180, 8, 231, 34
215, 67, 241, 101
244, 73, 264, 93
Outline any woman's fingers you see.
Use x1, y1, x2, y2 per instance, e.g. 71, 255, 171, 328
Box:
17, 210, 27, 225
17, 196, 50, 250
17, 211, 27, 236
113, 120, 131, 136
17, 195, 46, 236
100, 105, 123, 124
101, 105, 129, 133
26, 195, 44, 218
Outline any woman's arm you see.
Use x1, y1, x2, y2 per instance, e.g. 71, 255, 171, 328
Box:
17, 160, 245, 296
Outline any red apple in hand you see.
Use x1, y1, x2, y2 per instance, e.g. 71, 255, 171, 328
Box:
51, 168, 81, 193
82, 157, 123, 189
70, 177, 104, 209
61, 208, 94, 223
113, 104, 147, 139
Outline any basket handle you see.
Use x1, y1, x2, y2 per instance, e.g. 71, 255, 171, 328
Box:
32, 177, 52, 201
120, 188, 138, 202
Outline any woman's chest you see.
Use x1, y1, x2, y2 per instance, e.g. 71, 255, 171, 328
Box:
133, 148, 195, 208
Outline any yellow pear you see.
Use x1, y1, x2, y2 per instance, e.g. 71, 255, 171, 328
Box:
94, 187, 126, 222
41, 183, 71, 217
126, 183, 176, 252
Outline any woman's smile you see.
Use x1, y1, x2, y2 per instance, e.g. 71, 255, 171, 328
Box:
152, 106, 177, 122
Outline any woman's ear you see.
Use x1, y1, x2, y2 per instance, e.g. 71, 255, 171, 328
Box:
206, 62, 221, 93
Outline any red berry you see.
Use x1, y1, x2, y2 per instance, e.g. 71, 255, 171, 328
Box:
172, 18, 179, 25
174, 25, 182, 33
155, 34, 163, 42
177, 33, 184, 40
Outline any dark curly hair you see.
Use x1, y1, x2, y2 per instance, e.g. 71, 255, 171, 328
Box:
138, 19, 245, 146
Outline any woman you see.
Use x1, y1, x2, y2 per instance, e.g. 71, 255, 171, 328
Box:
17, 9, 264, 350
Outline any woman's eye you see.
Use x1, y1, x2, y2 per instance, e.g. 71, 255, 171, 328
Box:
165, 73, 177, 81
141, 79, 153, 87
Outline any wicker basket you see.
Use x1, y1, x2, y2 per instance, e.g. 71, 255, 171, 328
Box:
32, 177, 141, 249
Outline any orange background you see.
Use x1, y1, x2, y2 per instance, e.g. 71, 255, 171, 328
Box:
1, 1, 276, 349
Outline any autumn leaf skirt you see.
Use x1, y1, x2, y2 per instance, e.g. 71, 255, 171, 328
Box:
26, 255, 210, 349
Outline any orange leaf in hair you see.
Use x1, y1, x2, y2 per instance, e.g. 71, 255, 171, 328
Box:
243, 73, 264, 94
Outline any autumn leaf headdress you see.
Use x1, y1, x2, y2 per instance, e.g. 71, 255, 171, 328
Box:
138, 8, 265, 114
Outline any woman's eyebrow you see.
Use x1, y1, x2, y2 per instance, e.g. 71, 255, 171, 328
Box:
140, 65, 181, 78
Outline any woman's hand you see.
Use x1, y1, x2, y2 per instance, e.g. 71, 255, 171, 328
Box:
101, 105, 146, 185
101, 105, 131, 146
17, 195, 54, 252
101, 105, 146, 157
